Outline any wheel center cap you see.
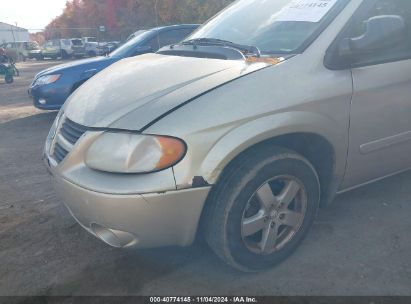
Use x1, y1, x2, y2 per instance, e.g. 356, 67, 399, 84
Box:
270, 210, 278, 219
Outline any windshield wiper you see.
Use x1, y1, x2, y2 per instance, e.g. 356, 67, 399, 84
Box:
182, 38, 261, 58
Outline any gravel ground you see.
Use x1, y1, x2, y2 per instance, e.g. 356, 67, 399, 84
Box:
0, 60, 410, 296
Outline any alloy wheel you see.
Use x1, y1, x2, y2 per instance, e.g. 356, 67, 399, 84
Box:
241, 176, 307, 255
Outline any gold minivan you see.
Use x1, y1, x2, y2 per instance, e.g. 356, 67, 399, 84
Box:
45, 0, 411, 271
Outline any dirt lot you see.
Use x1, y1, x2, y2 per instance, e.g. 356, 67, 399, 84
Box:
0, 61, 410, 296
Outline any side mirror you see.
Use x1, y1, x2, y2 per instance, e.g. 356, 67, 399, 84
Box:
325, 15, 407, 69
349, 15, 406, 52
130, 45, 153, 57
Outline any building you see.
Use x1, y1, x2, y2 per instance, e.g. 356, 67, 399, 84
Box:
0, 22, 29, 44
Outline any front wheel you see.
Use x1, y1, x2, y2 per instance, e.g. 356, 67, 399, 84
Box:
205, 147, 320, 272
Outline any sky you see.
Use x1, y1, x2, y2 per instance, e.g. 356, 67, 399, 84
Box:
0, 0, 68, 31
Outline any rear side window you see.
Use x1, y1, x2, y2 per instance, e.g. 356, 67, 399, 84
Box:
27, 42, 39, 50
144, 33, 161, 51
158, 29, 195, 47
71, 39, 83, 46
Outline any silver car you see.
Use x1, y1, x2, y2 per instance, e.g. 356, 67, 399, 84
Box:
45, 0, 411, 271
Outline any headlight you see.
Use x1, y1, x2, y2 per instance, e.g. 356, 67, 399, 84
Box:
35, 74, 61, 86
45, 110, 64, 155
85, 132, 186, 174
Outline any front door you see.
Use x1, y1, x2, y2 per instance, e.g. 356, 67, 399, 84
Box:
343, 0, 411, 188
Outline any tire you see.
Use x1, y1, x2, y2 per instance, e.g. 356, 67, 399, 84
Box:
5, 75, 13, 84
204, 146, 320, 272
61, 50, 69, 60
88, 51, 97, 57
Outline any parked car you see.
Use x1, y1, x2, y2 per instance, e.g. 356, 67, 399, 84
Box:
82, 37, 104, 57
70, 38, 86, 58
29, 24, 199, 110
44, 0, 409, 271
102, 41, 121, 54
0, 41, 40, 61
40, 39, 86, 60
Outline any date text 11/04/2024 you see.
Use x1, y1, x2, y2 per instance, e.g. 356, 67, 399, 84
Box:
149, 297, 258, 303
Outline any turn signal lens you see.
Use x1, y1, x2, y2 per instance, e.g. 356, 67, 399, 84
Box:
156, 136, 186, 170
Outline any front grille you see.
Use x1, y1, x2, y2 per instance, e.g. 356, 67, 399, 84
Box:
60, 118, 88, 145
52, 117, 89, 163
53, 142, 69, 163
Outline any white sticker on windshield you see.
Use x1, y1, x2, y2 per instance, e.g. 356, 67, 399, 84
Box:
275, 0, 338, 23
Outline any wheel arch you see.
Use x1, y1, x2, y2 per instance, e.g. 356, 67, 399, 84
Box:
212, 133, 336, 208
196, 129, 341, 246
198, 112, 348, 207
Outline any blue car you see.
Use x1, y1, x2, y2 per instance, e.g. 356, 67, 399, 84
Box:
29, 24, 199, 110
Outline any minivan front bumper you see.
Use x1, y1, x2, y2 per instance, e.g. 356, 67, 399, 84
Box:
52, 171, 211, 248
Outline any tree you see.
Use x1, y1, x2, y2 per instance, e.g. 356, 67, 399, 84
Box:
43, 0, 234, 41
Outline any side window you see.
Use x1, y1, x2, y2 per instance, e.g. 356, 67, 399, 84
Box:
346, 0, 411, 66
143, 33, 160, 52
158, 29, 193, 48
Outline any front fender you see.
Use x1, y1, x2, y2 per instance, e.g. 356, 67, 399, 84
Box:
196, 111, 347, 185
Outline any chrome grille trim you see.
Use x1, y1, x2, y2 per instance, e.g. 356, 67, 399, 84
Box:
53, 142, 69, 163
52, 117, 89, 163
55, 133, 73, 152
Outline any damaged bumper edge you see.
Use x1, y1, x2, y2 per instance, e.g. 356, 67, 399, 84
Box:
53, 176, 211, 248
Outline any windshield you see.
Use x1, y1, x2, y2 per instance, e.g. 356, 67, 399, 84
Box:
110, 30, 152, 58
187, 0, 346, 55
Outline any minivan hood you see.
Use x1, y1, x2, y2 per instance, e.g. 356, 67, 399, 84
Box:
64, 53, 275, 130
